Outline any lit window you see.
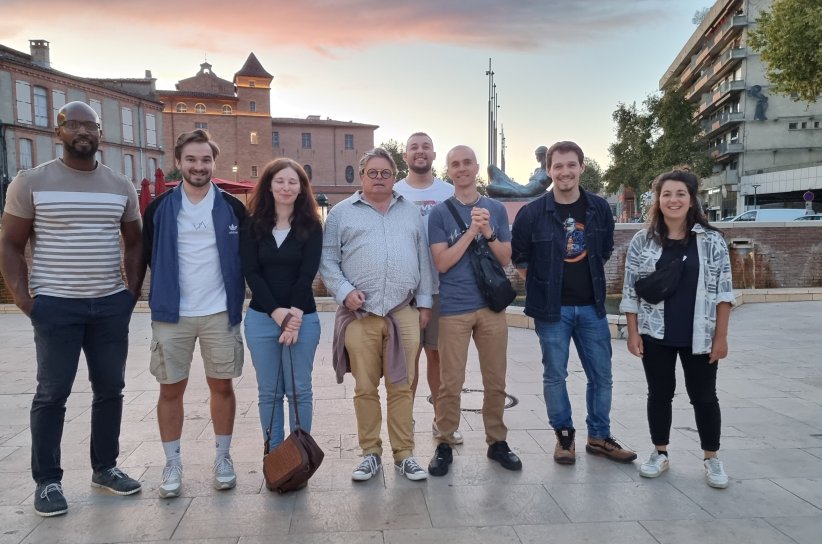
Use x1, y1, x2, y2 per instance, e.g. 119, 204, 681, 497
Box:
344, 134, 354, 150
249, 101, 257, 112
19, 138, 33, 169
33, 86, 48, 127
222, 105, 232, 115
195, 122, 208, 130
15, 80, 32, 124
272, 131, 280, 148
250, 132, 258, 145
301, 133, 312, 149
195, 103, 206, 114
121, 107, 134, 143
251, 165, 258, 178
176, 103, 187, 113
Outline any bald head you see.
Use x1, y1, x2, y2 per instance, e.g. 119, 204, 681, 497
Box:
445, 145, 476, 165
56, 101, 100, 128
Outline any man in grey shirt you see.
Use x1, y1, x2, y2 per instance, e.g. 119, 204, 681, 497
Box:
320, 147, 433, 482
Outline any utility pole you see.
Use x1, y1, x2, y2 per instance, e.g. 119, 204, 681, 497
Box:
500, 125, 506, 172
485, 59, 495, 167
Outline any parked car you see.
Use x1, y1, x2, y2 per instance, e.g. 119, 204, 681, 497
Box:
730, 209, 808, 222
794, 213, 822, 221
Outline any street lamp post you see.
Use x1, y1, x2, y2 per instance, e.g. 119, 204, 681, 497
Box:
752, 183, 760, 209
232, 161, 238, 182
315, 193, 329, 222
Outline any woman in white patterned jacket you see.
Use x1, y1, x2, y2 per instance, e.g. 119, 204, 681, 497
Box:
620, 167, 735, 489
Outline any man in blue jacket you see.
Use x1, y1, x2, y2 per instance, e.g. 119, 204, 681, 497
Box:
511, 141, 636, 466
143, 130, 246, 498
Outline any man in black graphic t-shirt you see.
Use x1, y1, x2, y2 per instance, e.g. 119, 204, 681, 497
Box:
511, 141, 636, 467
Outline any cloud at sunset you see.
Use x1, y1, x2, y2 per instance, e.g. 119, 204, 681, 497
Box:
2, 0, 669, 55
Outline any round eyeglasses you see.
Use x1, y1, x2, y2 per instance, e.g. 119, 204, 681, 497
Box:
365, 169, 394, 180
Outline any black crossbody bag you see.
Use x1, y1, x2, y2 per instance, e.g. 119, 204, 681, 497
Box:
634, 247, 687, 305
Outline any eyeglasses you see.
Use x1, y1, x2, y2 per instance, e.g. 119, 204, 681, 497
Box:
59, 120, 101, 132
365, 169, 394, 180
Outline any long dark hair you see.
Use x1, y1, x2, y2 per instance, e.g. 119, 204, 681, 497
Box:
248, 158, 321, 240
646, 166, 718, 246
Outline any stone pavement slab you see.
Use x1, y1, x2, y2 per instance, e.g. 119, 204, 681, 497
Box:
0, 301, 821, 542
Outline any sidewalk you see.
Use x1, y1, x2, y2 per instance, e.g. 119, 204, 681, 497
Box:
1, 301, 820, 543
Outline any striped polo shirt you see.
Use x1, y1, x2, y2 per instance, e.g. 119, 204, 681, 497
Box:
4, 159, 140, 298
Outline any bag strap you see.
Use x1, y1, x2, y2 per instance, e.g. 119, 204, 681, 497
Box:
444, 199, 468, 232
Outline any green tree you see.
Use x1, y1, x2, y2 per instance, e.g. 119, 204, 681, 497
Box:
748, 0, 822, 104
580, 157, 603, 194
648, 86, 713, 177
167, 168, 182, 181
378, 139, 408, 181
605, 102, 654, 194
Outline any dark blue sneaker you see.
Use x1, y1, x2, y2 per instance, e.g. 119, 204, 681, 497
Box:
91, 467, 142, 495
34, 482, 68, 517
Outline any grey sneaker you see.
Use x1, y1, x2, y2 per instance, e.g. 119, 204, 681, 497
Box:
159, 463, 183, 498
704, 457, 729, 489
213, 455, 237, 490
639, 450, 669, 478
395, 456, 428, 481
351, 453, 382, 481
91, 467, 142, 495
34, 482, 68, 517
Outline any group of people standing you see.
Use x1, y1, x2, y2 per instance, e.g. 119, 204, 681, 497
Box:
0, 101, 735, 519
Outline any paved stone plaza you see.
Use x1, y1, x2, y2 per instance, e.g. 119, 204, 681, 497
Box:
1, 301, 821, 543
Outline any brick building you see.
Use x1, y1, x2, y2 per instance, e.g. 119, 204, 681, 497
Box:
0, 39, 165, 204
157, 54, 378, 205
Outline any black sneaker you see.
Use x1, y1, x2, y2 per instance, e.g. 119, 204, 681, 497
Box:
428, 443, 453, 477
34, 482, 68, 517
487, 441, 523, 471
91, 467, 142, 495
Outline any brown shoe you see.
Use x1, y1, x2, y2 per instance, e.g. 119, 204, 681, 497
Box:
586, 437, 637, 463
553, 428, 576, 465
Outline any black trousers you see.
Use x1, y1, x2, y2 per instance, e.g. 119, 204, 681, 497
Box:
641, 336, 721, 452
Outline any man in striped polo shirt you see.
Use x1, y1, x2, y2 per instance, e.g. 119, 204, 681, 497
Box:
0, 101, 145, 517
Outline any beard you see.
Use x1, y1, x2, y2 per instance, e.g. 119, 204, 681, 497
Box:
408, 162, 432, 175
183, 172, 212, 188
64, 139, 98, 160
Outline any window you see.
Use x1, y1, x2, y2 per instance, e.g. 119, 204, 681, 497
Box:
146, 113, 157, 147
345, 165, 354, 183
301, 133, 312, 149
123, 154, 134, 181
344, 134, 354, 150
249, 101, 257, 113
52, 90, 65, 125
195, 103, 206, 114
815, 121, 821, 129
251, 165, 258, 178
19, 139, 33, 169
195, 122, 208, 130
33, 87, 48, 127
149, 158, 157, 180
15, 80, 32, 124
249, 81, 256, 87
89, 99, 102, 121
176, 103, 187, 113
95, 150, 103, 165
789, 122, 798, 130
121, 107, 134, 143
801, 121, 808, 129
55, 143, 63, 160
250, 131, 258, 145
222, 105, 232, 115
272, 131, 280, 148
304, 164, 312, 180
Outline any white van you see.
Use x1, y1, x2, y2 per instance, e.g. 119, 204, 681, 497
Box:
731, 209, 807, 222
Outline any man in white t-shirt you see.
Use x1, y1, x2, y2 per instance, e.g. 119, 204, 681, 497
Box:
143, 130, 247, 498
393, 132, 461, 443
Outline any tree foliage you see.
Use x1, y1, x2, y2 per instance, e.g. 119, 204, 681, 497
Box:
580, 157, 603, 194
748, 0, 822, 104
378, 139, 408, 181
606, 86, 711, 194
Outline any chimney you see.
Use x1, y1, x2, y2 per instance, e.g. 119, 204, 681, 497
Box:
29, 40, 50, 68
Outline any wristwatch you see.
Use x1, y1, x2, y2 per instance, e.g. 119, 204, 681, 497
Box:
485, 232, 498, 242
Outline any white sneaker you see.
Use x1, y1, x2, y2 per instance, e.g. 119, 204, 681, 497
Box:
159, 463, 183, 498
432, 420, 464, 445
394, 456, 428, 481
639, 451, 669, 478
704, 457, 729, 489
352, 454, 382, 481
213, 455, 237, 490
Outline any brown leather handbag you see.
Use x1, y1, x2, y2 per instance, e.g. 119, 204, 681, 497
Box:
262, 341, 324, 493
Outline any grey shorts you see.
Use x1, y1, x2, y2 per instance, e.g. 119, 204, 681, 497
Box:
420, 295, 441, 349
149, 311, 244, 384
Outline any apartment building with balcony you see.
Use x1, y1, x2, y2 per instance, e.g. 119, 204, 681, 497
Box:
661, 0, 822, 219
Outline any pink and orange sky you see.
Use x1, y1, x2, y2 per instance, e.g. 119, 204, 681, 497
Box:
2, 0, 709, 183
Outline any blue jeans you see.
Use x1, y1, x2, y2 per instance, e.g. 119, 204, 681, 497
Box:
29, 290, 135, 484
534, 305, 613, 439
244, 308, 321, 448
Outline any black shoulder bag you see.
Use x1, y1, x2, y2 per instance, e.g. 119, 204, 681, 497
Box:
634, 247, 687, 305
444, 200, 516, 313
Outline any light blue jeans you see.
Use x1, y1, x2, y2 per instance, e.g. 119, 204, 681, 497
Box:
244, 308, 321, 448
534, 305, 613, 439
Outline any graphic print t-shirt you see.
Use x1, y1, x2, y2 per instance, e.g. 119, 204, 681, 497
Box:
555, 194, 595, 306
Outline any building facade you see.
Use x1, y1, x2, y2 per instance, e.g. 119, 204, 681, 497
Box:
157, 54, 378, 205
660, 0, 822, 219
0, 40, 164, 206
